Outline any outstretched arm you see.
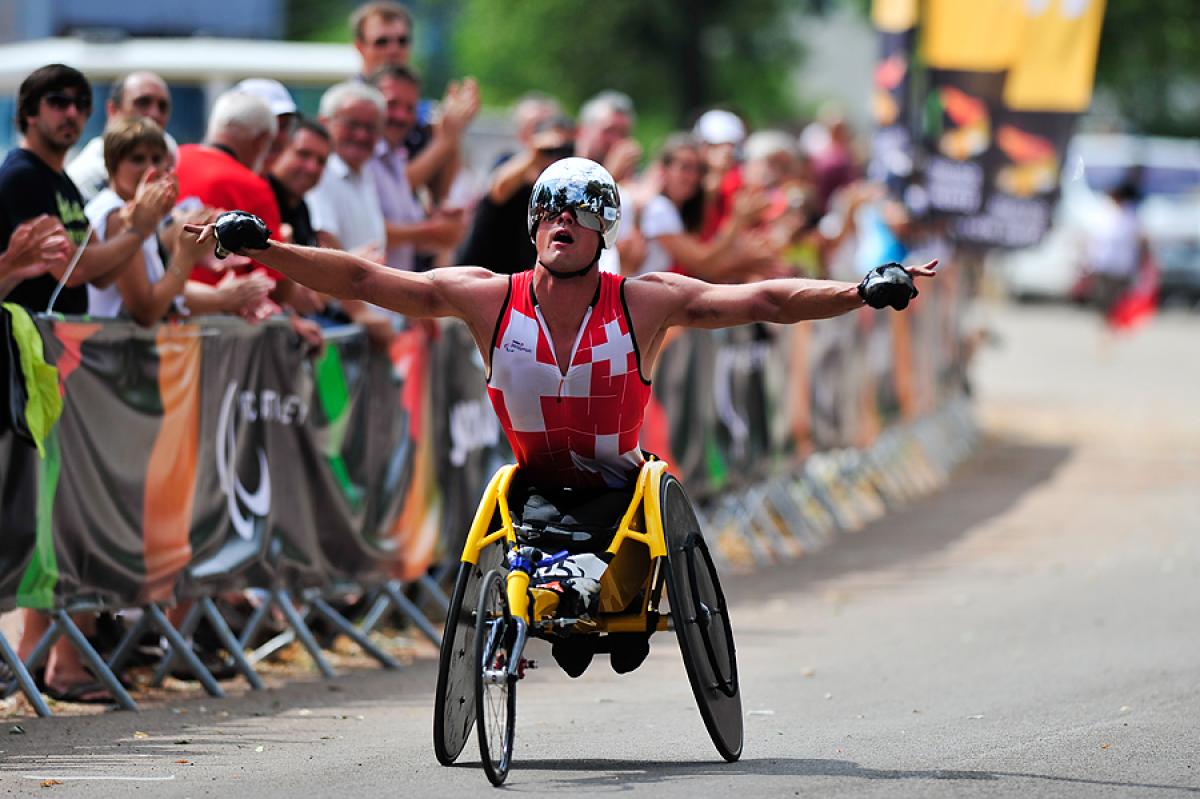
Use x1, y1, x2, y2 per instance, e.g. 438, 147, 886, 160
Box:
182, 220, 507, 326
626, 261, 937, 376
636, 260, 937, 330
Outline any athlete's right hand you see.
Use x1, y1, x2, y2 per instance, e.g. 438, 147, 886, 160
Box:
185, 211, 271, 259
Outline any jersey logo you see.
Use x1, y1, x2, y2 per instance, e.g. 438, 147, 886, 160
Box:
504, 338, 532, 354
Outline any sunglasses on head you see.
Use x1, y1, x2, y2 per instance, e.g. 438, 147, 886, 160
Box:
132, 95, 171, 114
371, 34, 410, 48
43, 92, 91, 112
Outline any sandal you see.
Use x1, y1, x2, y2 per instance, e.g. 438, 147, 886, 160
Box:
0, 659, 44, 700
42, 681, 116, 705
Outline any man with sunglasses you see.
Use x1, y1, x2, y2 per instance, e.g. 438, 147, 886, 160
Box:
350, 1, 478, 216
352, 1, 415, 80
0, 64, 171, 317
68, 71, 177, 204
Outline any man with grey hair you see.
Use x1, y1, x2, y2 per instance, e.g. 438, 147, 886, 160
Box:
176, 90, 283, 286
576, 90, 641, 184
513, 91, 564, 151
307, 81, 388, 256
67, 70, 177, 202
576, 91, 645, 275
305, 80, 403, 346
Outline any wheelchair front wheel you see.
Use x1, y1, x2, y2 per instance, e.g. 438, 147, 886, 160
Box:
434, 539, 504, 765
475, 569, 517, 786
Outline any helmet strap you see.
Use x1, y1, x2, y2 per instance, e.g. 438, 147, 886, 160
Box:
543, 260, 596, 280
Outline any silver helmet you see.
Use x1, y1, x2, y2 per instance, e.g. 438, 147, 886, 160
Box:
527, 157, 621, 249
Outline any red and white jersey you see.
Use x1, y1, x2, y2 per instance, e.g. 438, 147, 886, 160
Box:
487, 270, 652, 488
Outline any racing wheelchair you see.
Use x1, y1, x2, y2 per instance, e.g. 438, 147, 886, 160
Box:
432, 459, 742, 785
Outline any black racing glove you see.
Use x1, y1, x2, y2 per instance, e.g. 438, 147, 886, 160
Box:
858, 262, 918, 310
213, 211, 271, 259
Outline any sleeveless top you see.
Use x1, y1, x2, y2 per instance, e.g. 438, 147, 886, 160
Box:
487, 270, 652, 488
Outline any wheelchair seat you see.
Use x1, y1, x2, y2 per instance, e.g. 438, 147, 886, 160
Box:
508, 479, 634, 554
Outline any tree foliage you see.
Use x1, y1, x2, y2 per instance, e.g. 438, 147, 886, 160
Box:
1094, 0, 1200, 136
450, 0, 803, 137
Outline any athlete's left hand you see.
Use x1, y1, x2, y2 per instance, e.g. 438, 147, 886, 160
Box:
859, 259, 938, 310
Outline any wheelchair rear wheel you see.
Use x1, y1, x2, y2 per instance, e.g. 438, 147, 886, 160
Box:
475, 569, 517, 786
662, 475, 743, 762
433, 542, 503, 765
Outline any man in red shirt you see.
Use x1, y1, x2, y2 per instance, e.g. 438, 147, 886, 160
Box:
174, 89, 320, 346
175, 90, 283, 289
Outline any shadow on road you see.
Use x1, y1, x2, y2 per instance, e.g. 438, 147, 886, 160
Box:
724, 438, 1073, 603
495, 756, 1199, 794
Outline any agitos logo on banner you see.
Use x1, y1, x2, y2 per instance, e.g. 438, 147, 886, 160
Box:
874, 0, 1106, 249
215, 380, 309, 541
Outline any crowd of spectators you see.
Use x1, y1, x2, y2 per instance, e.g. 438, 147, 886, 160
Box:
0, 1, 944, 703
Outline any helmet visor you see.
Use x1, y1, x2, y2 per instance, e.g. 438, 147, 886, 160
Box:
529, 177, 619, 236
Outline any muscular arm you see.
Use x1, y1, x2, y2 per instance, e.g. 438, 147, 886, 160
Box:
627, 262, 936, 373
638, 271, 864, 331
184, 224, 508, 336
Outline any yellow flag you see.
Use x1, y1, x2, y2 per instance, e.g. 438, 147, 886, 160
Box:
1004, 0, 1107, 112
923, 0, 1026, 71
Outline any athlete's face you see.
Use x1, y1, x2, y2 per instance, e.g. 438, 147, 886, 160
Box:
535, 209, 601, 273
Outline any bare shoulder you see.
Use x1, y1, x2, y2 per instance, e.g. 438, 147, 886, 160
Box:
427, 265, 511, 330
428, 265, 508, 294
623, 270, 703, 304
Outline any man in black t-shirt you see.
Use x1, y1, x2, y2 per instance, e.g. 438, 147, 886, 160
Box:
456, 115, 576, 274
0, 64, 168, 316
2, 63, 169, 706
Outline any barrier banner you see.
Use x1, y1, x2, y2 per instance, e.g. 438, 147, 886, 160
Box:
645, 327, 716, 494
0, 318, 419, 609
709, 324, 776, 489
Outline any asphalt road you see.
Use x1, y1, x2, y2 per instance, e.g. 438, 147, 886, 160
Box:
2, 302, 1198, 797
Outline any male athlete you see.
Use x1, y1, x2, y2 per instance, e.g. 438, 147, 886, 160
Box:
184, 157, 934, 671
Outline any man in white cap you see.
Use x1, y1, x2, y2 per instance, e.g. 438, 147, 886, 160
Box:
692, 108, 749, 240
234, 78, 300, 175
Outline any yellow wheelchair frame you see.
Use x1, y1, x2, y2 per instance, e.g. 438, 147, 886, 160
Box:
434, 459, 743, 786
460, 460, 671, 636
